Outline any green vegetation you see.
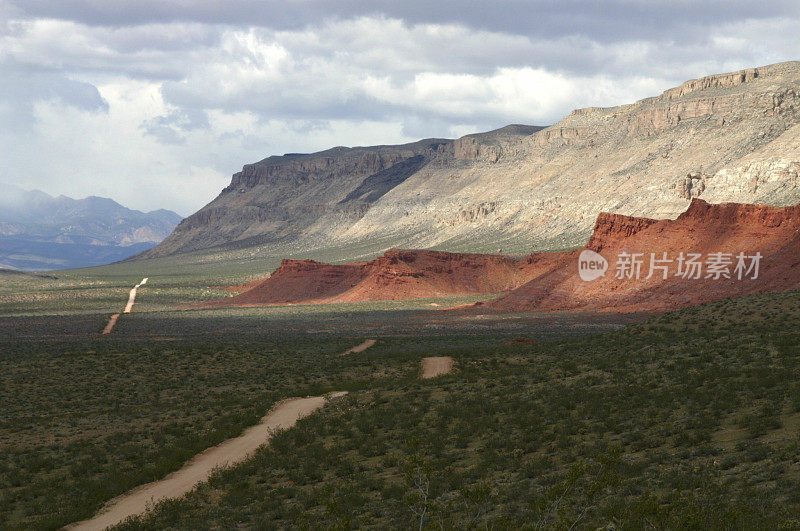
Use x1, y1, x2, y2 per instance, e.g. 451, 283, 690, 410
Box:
0, 229, 578, 317
2, 267, 800, 528
0, 332, 416, 529
111, 291, 800, 529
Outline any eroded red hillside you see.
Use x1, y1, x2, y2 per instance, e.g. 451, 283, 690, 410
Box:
205, 199, 800, 311
484, 199, 800, 312
208, 248, 568, 306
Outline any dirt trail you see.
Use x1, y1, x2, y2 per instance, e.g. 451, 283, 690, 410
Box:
421, 356, 454, 379
124, 277, 148, 314
102, 278, 148, 335
101, 314, 120, 335
343, 339, 376, 354
67, 392, 346, 531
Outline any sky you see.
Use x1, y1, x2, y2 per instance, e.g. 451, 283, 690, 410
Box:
1, 1, 799, 216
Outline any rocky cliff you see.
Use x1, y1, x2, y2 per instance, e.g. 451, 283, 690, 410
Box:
146, 138, 457, 256
485, 199, 800, 312
144, 61, 800, 260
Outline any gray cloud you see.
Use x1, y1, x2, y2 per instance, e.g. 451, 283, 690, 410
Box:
10, 1, 800, 43
0, 68, 108, 130
141, 107, 209, 144
0, 0, 799, 214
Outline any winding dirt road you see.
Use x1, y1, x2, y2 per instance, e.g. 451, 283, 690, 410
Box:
69, 339, 452, 529
421, 356, 454, 378
67, 392, 346, 531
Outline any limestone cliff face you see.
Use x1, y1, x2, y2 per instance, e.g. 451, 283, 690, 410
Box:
148, 139, 453, 256
144, 61, 800, 260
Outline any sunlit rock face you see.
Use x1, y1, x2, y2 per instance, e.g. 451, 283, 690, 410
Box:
145, 62, 800, 260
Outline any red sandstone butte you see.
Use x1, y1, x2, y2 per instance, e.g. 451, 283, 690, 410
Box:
484, 199, 800, 312
208, 248, 566, 306
207, 199, 800, 312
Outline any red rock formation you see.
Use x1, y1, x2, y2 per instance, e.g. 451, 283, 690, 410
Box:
206, 199, 800, 312
207, 248, 567, 306
586, 213, 660, 252
485, 199, 800, 312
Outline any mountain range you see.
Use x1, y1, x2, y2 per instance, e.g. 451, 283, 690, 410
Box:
141, 61, 800, 262
0, 184, 182, 270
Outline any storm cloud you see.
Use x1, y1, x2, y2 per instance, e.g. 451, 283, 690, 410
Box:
1, 0, 798, 214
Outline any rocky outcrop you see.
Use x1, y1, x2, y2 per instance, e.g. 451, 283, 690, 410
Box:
205, 248, 565, 306
530, 126, 596, 147
145, 139, 451, 256
677, 172, 709, 199
454, 124, 546, 161
143, 61, 800, 262
446, 202, 499, 225
661, 68, 760, 100
453, 137, 500, 162
585, 213, 659, 252
485, 199, 800, 313
205, 199, 800, 312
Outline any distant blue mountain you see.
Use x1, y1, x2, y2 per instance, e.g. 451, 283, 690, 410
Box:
0, 184, 182, 271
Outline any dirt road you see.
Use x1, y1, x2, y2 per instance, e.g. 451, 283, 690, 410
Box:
421, 356, 454, 378
101, 314, 120, 335
101, 278, 148, 335
124, 277, 148, 313
343, 339, 376, 354
67, 392, 346, 530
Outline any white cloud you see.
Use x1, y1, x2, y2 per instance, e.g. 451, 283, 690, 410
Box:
0, 6, 799, 214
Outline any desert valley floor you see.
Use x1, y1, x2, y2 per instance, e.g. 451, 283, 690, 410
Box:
3, 210, 800, 529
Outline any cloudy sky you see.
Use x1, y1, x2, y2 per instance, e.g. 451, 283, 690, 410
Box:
1, 1, 799, 215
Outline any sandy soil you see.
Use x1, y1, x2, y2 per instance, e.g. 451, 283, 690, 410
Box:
67, 392, 346, 531
421, 356, 454, 379
343, 339, 376, 354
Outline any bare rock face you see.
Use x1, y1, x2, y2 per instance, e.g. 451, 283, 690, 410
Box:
678, 172, 709, 199
662, 68, 760, 99
202, 199, 800, 313
485, 198, 800, 313
143, 61, 800, 260
145, 139, 454, 256
454, 137, 500, 162
585, 212, 659, 252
